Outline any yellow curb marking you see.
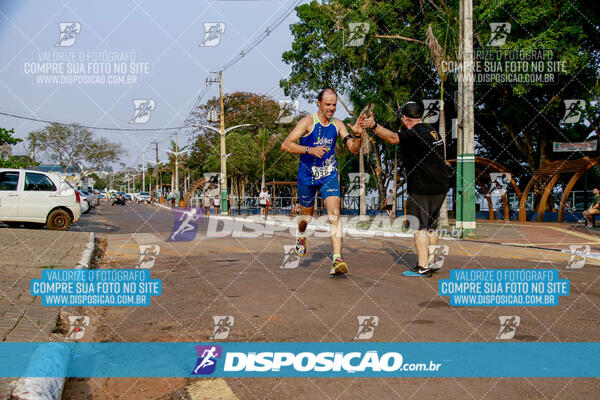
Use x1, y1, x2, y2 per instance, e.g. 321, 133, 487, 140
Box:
502, 242, 600, 246
187, 378, 239, 400
544, 225, 600, 242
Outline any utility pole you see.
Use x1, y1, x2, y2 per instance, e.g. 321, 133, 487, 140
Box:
456, 0, 476, 238
207, 71, 228, 215
153, 141, 159, 193
219, 71, 228, 215
174, 132, 179, 201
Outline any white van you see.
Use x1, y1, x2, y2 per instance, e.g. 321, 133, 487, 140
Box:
0, 168, 82, 230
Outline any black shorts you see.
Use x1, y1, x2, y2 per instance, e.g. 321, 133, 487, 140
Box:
260, 204, 267, 208
385, 204, 393, 211
406, 193, 445, 230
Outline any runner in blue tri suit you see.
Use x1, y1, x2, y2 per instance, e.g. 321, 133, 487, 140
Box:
281, 89, 363, 275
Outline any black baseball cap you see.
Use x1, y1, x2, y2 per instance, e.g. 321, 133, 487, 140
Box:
400, 101, 423, 119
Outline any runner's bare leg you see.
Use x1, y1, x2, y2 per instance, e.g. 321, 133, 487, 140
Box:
298, 206, 313, 234
427, 229, 439, 265
324, 196, 342, 255
414, 230, 430, 267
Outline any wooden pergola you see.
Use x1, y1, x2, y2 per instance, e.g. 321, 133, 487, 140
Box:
447, 157, 521, 221
182, 178, 207, 207
518, 157, 599, 222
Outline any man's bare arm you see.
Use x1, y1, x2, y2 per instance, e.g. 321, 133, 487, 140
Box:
360, 113, 399, 145
336, 117, 362, 155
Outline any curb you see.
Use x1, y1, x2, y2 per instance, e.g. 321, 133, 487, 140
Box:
76, 232, 95, 269
156, 203, 172, 211
9, 344, 70, 400
10, 232, 95, 400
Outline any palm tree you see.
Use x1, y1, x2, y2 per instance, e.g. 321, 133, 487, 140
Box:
425, 6, 459, 227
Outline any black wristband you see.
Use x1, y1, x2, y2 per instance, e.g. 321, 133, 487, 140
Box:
372, 122, 379, 131
342, 135, 352, 145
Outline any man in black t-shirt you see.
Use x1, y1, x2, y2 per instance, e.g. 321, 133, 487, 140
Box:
361, 101, 451, 277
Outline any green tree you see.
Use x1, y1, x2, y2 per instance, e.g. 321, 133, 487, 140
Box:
0, 127, 33, 168
28, 123, 125, 177
88, 173, 108, 190
188, 92, 301, 197
471, 0, 600, 209
281, 0, 600, 213
281, 0, 437, 208
205, 132, 261, 202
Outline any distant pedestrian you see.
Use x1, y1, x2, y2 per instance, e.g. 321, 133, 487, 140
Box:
583, 187, 600, 228
259, 187, 270, 220
214, 195, 220, 215
385, 189, 395, 219
170, 193, 176, 209
202, 195, 211, 216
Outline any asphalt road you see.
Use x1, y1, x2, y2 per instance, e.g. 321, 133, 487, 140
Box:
63, 202, 600, 400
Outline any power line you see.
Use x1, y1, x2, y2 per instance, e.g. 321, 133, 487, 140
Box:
177, 0, 304, 131
221, 0, 303, 72
0, 110, 193, 132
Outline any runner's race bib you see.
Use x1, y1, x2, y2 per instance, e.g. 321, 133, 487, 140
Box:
311, 165, 335, 180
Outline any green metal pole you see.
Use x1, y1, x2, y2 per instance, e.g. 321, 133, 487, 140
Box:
460, 0, 476, 238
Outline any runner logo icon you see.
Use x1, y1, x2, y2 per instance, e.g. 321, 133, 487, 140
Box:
210, 316, 234, 340
137, 245, 160, 269
354, 316, 379, 340
192, 345, 222, 375
66, 315, 89, 340
488, 22, 511, 46
168, 207, 203, 242
496, 316, 520, 339
561, 100, 586, 124
281, 245, 300, 269
422, 100, 441, 124
566, 244, 589, 269
130, 99, 155, 124
200, 23, 226, 47
56, 22, 81, 47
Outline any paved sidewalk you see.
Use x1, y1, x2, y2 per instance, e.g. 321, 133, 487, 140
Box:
469, 220, 600, 252
0, 228, 95, 399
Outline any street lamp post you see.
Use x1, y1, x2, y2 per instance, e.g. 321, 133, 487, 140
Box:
200, 123, 251, 215
146, 160, 166, 192
166, 147, 190, 204
142, 151, 145, 193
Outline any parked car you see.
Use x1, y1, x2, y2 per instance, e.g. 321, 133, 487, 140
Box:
78, 189, 99, 207
137, 191, 151, 203
77, 190, 91, 214
0, 168, 82, 230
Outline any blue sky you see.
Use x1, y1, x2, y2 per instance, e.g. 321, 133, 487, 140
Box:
0, 0, 336, 168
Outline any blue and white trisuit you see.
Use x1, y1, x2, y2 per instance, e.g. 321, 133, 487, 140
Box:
297, 113, 341, 208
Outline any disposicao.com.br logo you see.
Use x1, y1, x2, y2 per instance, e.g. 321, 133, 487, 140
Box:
198, 349, 441, 375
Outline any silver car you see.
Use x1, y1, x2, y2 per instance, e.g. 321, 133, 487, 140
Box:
79, 190, 99, 207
